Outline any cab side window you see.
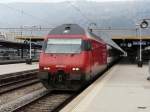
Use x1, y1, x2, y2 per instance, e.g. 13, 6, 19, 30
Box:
82, 40, 92, 51
42, 41, 47, 51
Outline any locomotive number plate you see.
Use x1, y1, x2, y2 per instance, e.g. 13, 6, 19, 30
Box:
56, 65, 66, 68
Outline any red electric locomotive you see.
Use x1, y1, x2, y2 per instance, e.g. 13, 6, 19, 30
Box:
38, 24, 120, 90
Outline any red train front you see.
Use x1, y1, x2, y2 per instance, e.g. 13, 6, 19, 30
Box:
38, 24, 108, 90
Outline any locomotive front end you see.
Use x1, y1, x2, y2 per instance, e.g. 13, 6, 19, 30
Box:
38, 38, 90, 90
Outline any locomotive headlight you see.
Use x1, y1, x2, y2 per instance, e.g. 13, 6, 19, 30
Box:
72, 68, 76, 71
75, 68, 80, 71
72, 67, 80, 71
44, 67, 50, 70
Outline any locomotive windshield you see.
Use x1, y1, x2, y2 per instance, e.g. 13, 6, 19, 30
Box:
45, 38, 82, 53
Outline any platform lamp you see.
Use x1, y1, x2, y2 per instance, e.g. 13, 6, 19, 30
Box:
137, 19, 149, 67
23, 25, 37, 64
140, 20, 149, 29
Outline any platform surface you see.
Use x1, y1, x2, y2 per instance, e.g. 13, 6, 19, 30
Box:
0, 63, 38, 75
61, 64, 150, 112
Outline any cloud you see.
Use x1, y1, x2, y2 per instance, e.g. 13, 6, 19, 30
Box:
0, 0, 136, 3
0, 0, 66, 3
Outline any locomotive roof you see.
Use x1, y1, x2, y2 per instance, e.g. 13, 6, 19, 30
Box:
48, 24, 102, 40
49, 24, 85, 35
49, 24, 125, 53
90, 30, 125, 53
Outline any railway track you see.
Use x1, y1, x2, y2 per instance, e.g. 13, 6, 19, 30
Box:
0, 83, 44, 107
0, 88, 75, 112
0, 70, 76, 112
0, 88, 48, 112
0, 59, 120, 112
1, 62, 116, 112
14, 91, 75, 112
0, 70, 39, 94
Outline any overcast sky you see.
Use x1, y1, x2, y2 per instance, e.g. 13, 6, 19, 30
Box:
0, 0, 136, 3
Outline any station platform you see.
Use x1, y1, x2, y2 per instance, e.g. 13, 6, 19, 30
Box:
61, 64, 150, 112
0, 63, 38, 75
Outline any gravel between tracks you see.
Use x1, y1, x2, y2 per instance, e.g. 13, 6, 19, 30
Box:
0, 83, 43, 105
0, 88, 48, 112
15, 93, 71, 112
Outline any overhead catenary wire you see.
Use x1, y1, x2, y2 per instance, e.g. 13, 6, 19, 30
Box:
66, 0, 93, 25
0, 3, 52, 26
0, 27, 139, 31
0, 1, 94, 28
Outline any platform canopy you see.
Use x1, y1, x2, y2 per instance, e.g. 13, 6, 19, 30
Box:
16, 35, 44, 41
91, 30, 125, 53
112, 35, 150, 40
15, 34, 150, 41
0, 40, 41, 49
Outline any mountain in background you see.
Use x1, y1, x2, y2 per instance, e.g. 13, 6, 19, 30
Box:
0, 0, 149, 28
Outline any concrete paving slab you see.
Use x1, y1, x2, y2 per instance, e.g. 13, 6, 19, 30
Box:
0, 63, 38, 75
61, 64, 150, 112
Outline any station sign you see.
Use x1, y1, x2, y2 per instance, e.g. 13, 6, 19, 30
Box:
120, 41, 150, 47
